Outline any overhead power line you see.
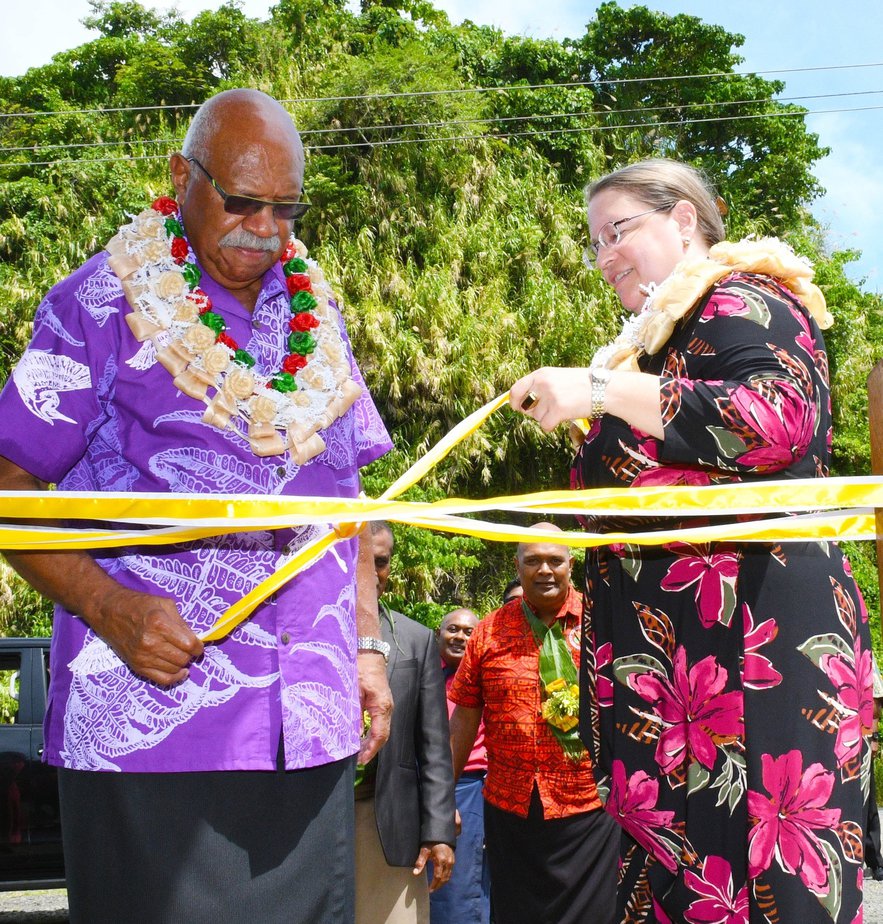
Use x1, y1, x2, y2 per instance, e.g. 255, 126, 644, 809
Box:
1, 61, 882, 120
2, 88, 881, 157
2, 102, 882, 170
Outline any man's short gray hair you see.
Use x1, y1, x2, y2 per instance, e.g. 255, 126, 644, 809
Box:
181, 105, 219, 161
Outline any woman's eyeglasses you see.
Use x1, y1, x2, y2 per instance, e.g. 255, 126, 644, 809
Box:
587, 204, 674, 260
188, 157, 311, 221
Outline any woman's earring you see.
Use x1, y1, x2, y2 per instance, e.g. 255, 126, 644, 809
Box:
682, 237, 691, 251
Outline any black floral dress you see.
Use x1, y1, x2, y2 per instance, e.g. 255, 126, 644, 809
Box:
574, 272, 872, 923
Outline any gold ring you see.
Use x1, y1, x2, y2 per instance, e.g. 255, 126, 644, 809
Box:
520, 391, 539, 411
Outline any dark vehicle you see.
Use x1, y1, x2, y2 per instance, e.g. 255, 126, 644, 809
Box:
0, 637, 64, 890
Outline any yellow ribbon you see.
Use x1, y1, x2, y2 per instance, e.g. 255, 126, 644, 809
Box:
1, 391, 881, 641
206, 391, 512, 641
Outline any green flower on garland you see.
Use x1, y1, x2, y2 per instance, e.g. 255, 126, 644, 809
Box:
284, 257, 309, 275
289, 331, 317, 355
164, 217, 185, 238
291, 290, 318, 313
270, 372, 298, 393
200, 312, 225, 336
182, 262, 202, 288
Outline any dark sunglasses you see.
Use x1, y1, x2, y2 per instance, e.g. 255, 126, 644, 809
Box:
188, 157, 311, 221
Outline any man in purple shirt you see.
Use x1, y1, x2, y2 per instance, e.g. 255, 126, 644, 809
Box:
0, 88, 393, 923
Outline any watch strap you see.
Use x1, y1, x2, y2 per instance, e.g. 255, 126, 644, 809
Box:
357, 635, 391, 662
589, 368, 611, 419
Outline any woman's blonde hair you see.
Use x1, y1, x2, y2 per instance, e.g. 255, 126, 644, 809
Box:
586, 158, 726, 247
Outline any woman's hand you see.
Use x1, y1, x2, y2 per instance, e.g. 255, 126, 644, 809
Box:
510, 367, 593, 432
511, 366, 665, 439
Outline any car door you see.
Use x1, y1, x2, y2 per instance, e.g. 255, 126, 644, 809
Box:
0, 643, 64, 885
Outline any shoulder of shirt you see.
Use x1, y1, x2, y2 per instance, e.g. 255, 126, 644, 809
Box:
33, 253, 128, 337
715, 272, 795, 308
482, 599, 521, 621
564, 586, 584, 617
472, 600, 526, 636
50, 251, 119, 299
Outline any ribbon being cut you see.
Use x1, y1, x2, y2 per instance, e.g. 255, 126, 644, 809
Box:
1, 390, 881, 643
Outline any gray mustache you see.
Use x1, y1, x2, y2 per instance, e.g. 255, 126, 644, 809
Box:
219, 229, 282, 251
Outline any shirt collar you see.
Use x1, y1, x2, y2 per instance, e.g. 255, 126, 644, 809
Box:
195, 257, 286, 323
518, 585, 582, 624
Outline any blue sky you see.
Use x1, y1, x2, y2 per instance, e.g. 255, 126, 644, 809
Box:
2, 0, 881, 291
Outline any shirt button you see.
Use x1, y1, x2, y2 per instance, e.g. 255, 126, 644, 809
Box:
281, 632, 291, 645
282, 543, 292, 555
276, 466, 286, 478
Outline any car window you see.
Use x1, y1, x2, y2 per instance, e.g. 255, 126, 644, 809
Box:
0, 654, 22, 725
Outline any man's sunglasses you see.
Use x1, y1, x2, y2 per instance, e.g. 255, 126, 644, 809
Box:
188, 157, 311, 221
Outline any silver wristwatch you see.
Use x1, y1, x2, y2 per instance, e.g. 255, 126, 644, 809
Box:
589, 367, 612, 419
357, 636, 391, 663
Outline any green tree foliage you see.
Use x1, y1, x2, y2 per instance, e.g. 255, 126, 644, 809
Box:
575, 3, 829, 235
0, 1, 880, 638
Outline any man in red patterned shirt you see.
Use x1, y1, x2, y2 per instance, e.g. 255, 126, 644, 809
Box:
449, 525, 617, 924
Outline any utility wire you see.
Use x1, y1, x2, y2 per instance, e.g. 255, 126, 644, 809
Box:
305, 104, 883, 152
1, 61, 882, 120
2, 88, 881, 156
3, 102, 881, 169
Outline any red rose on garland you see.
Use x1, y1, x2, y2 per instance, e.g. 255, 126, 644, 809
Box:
282, 353, 308, 374
170, 237, 189, 263
217, 332, 238, 351
289, 313, 320, 333
286, 273, 312, 296
187, 289, 212, 312
152, 196, 178, 216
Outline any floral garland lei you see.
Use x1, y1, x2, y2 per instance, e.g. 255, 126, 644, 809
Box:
105, 196, 362, 461
589, 236, 833, 373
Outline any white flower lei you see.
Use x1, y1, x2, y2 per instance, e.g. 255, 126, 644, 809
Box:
588, 237, 831, 373
105, 200, 362, 462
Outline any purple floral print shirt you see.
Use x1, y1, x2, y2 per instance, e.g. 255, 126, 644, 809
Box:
0, 250, 392, 772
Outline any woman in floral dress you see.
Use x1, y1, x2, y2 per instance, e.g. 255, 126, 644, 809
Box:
510, 159, 872, 922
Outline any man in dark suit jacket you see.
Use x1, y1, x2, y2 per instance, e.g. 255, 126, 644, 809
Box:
354, 521, 457, 923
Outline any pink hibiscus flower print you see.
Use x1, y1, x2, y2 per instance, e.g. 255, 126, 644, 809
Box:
633, 466, 714, 488
794, 326, 815, 358
660, 543, 740, 628
820, 637, 874, 769
741, 604, 782, 691
625, 432, 712, 488
747, 750, 840, 894
630, 648, 743, 776
723, 382, 815, 472
839, 560, 869, 622
701, 290, 754, 322
684, 855, 749, 924
595, 641, 614, 708
607, 760, 679, 873
788, 303, 815, 355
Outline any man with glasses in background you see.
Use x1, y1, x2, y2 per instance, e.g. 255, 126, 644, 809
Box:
430, 607, 491, 924
0, 88, 393, 924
